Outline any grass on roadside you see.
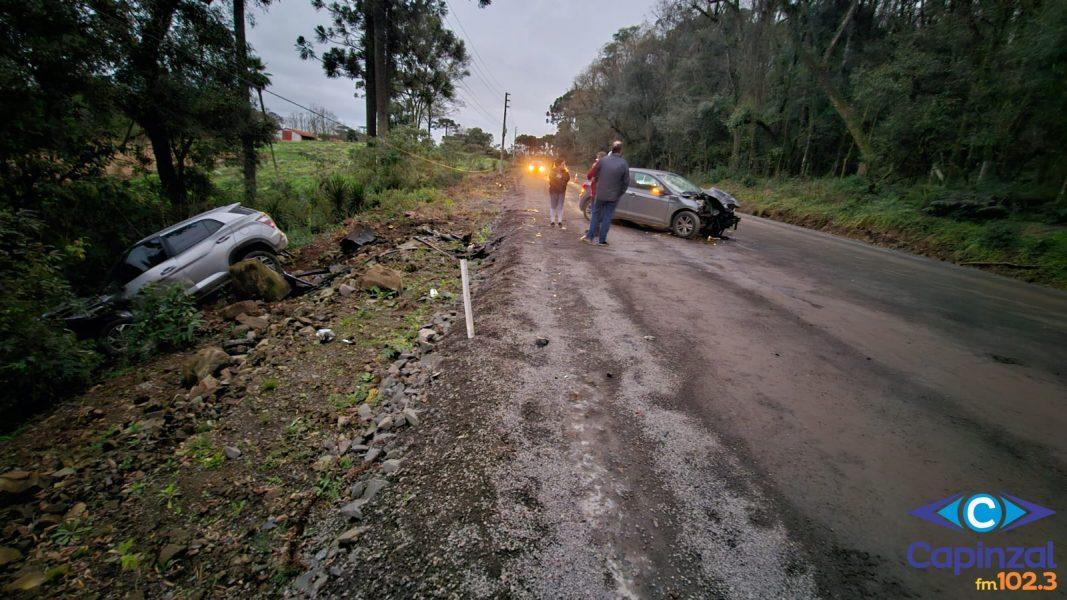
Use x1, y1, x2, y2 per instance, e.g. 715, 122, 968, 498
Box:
714, 177, 1067, 289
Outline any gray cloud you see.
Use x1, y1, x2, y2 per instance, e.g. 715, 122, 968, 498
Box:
248, 1, 654, 140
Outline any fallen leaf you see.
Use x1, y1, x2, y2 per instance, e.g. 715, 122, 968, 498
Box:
64, 502, 87, 522
0, 546, 22, 566
4, 570, 46, 592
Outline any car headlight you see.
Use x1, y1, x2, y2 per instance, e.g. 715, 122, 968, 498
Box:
538, 165, 545, 173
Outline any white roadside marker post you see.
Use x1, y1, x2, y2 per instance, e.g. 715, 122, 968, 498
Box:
460, 259, 474, 339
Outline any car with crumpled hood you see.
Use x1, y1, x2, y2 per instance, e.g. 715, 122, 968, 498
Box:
579, 168, 740, 239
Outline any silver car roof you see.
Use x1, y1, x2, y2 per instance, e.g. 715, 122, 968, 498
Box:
135, 203, 252, 245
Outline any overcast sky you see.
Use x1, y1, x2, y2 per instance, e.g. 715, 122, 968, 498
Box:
248, 0, 656, 141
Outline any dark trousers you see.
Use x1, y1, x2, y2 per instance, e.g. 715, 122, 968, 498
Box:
586, 199, 617, 243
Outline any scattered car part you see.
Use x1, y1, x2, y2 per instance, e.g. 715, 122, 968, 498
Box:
340, 225, 377, 253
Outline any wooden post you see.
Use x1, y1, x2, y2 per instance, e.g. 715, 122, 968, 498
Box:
460, 259, 474, 339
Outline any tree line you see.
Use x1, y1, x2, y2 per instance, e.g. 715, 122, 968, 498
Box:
548, 0, 1067, 200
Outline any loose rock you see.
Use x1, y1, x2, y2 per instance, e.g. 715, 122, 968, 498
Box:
181, 347, 230, 387
358, 264, 404, 293
229, 259, 291, 302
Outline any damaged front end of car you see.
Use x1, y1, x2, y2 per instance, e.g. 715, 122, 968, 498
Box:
697, 187, 741, 238
43, 294, 133, 355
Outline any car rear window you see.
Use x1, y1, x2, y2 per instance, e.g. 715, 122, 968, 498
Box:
164, 219, 222, 255
229, 206, 256, 215
112, 238, 168, 285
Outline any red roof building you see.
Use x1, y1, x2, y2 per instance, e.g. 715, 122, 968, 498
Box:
276, 128, 318, 141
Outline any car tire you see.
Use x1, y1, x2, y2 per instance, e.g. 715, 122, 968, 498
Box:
99, 318, 132, 357
670, 211, 701, 239
238, 250, 282, 273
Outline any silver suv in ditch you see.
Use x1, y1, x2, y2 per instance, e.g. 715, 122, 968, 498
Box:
56, 204, 288, 353
112, 203, 288, 298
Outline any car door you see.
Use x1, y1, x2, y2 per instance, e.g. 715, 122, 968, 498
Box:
161, 219, 231, 295
624, 172, 670, 225
614, 170, 642, 220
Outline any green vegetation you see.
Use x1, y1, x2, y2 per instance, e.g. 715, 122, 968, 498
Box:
212, 134, 494, 246
722, 177, 1067, 289
0, 210, 100, 425
123, 284, 204, 361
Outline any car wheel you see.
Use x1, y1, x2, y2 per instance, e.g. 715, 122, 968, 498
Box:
239, 250, 282, 273
100, 318, 132, 356
670, 211, 700, 239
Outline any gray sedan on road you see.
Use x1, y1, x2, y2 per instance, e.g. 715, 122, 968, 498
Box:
579, 169, 740, 238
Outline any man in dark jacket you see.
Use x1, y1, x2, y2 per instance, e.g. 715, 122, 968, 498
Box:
581, 141, 629, 245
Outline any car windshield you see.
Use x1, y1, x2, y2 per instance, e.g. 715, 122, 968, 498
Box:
111, 238, 167, 286
660, 173, 702, 195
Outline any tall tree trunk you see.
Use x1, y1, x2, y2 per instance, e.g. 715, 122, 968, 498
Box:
729, 127, 741, 172
371, 0, 390, 135
363, 15, 377, 137
802, 52, 875, 174
233, 0, 256, 203
800, 104, 815, 177
143, 121, 186, 210
128, 0, 185, 208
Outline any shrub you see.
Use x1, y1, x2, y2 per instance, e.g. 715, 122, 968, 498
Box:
980, 221, 1020, 251
707, 165, 732, 183
122, 284, 203, 361
0, 209, 100, 426
318, 173, 367, 219
256, 179, 308, 232
367, 187, 446, 217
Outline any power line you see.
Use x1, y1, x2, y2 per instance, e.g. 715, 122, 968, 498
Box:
443, 1, 506, 93
454, 80, 499, 124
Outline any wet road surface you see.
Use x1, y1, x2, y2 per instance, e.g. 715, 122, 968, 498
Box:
490, 175, 1066, 598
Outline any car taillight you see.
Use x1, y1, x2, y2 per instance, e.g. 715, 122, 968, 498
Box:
256, 214, 277, 229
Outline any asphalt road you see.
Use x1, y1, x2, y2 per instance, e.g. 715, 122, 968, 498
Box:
489, 174, 1066, 598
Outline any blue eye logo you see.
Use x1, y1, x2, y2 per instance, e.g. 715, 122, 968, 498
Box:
910, 492, 1054, 533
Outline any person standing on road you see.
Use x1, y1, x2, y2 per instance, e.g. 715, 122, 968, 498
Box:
547, 157, 570, 229
581, 141, 629, 245
586, 150, 606, 202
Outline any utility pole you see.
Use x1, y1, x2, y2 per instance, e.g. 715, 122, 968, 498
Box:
499, 92, 510, 172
